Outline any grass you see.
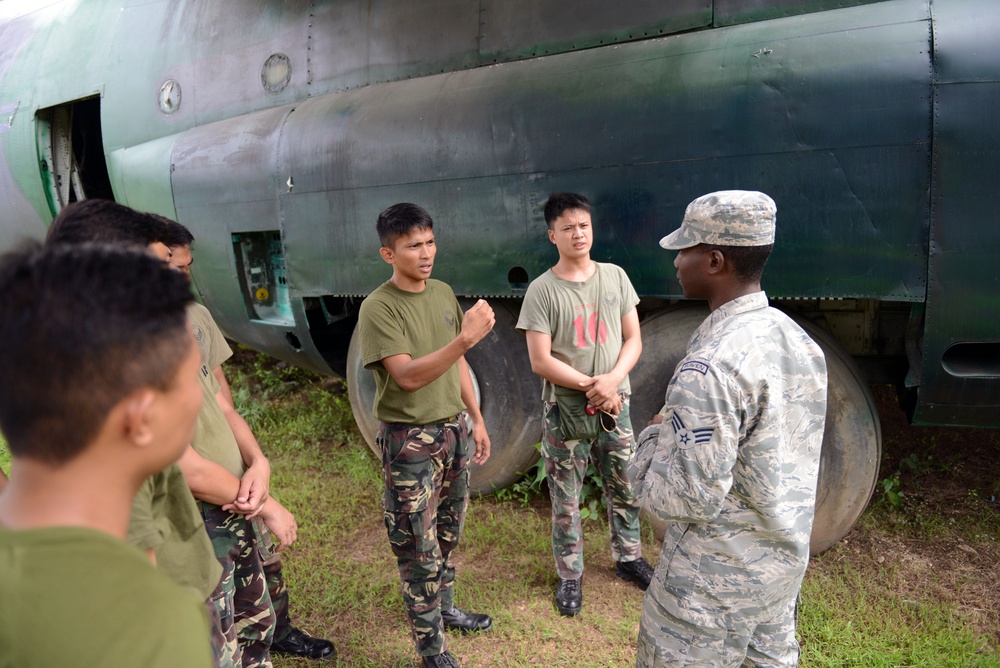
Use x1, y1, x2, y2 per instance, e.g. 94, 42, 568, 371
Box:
2, 352, 999, 666
219, 350, 1000, 667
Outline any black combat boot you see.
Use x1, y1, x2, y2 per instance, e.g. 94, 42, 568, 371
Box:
422, 650, 461, 667
615, 557, 655, 590
441, 606, 493, 633
554, 577, 582, 616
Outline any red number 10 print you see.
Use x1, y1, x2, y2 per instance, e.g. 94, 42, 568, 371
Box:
572, 312, 608, 349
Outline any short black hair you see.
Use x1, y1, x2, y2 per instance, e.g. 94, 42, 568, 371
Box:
46, 199, 167, 249
704, 243, 774, 285
376, 203, 433, 248
543, 192, 592, 228
148, 213, 195, 248
0, 243, 194, 464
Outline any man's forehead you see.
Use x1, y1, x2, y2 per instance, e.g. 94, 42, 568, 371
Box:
397, 228, 434, 244
170, 245, 193, 263
555, 208, 591, 224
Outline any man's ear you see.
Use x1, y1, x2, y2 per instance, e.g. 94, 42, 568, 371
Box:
547, 228, 556, 244
121, 389, 157, 448
379, 246, 394, 264
706, 249, 726, 275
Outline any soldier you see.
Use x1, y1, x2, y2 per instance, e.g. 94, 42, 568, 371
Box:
45, 200, 229, 667
630, 191, 828, 667
0, 243, 213, 667
157, 214, 336, 662
357, 203, 494, 668
516, 192, 653, 617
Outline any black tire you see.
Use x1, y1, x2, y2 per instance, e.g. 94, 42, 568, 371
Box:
346, 298, 542, 495
629, 305, 881, 555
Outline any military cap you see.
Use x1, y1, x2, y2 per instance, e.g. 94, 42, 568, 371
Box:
659, 190, 776, 250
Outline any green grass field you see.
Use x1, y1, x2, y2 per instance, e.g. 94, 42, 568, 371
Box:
2, 350, 998, 667
224, 351, 1000, 668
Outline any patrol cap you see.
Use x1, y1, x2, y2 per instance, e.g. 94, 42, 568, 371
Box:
659, 190, 776, 250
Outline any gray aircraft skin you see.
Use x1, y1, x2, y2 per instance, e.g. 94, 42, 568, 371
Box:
3, 0, 1000, 552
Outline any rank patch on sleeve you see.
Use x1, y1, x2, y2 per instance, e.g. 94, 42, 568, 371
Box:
678, 360, 709, 375
670, 412, 715, 450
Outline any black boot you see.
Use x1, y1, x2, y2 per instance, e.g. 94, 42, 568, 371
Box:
615, 557, 655, 590
422, 650, 461, 667
554, 577, 582, 616
271, 626, 336, 660
441, 606, 493, 633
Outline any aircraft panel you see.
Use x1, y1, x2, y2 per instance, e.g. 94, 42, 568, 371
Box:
715, 0, 887, 26
479, 0, 710, 63
932, 0, 1000, 83
917, 28, 1000, 424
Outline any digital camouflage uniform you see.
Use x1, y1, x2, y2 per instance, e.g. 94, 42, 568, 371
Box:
377, 415, 471, 656
629, 292, 827, 668
542, 397, 642, 579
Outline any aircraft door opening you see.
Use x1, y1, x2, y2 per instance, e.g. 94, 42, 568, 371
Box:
36, 96, 113, 215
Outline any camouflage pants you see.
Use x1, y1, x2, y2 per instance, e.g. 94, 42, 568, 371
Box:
542, 397, 642, 580
377, 415, 471, 657
201, 503, 275, 668
262, 556, 293, 644
205, 594, 237, 668
636, 594, 799, 668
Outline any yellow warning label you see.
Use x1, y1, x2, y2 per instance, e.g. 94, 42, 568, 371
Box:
255, 287, 270, 302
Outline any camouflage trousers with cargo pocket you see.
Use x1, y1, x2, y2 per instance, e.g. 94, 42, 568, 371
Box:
542, 396, 643, 580
377, 414, 471, 657
201, 502, 276, 668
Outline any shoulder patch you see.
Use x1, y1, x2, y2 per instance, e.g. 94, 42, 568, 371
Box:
670, 412, 715, 450
191, 323, 206, 348
678, 360, 709, 375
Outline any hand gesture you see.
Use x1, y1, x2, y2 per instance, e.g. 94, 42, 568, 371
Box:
461, 299, 495, 347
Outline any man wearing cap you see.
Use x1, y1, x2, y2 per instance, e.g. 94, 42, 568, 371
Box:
630, 191, 828, 667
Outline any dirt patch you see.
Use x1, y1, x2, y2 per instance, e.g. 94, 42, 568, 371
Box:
810, 385, 1000, 641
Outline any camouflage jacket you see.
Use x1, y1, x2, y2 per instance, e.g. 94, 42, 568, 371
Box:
630, 292, 827, 627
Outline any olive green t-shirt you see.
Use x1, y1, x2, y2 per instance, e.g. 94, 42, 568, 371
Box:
0, 525, 213, 668
127, 462, 222, 600
516, 263, 639, 401
358, 279, 466, 424
188, 303, 244, 478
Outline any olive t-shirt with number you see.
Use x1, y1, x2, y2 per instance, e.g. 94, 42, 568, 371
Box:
358, 279, 466, 425
516, 263, 639, 402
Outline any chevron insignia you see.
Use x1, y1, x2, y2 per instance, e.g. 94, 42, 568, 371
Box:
670, 412, 715, 450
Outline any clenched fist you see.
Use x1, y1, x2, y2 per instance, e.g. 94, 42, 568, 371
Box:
461, 299, 495, 347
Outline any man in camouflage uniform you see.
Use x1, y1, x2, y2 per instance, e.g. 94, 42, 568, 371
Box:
160, 217, 336, 663
630, 191, 828, 667
517, 192, 654, 617
357, 203, 495, 668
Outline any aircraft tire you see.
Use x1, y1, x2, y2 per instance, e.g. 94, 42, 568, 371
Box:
628, 305, 881, 555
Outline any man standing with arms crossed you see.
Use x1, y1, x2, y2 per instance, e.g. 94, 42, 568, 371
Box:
357, 203, 495, 668
630, 190, 827, 667
517, 192, 654, 617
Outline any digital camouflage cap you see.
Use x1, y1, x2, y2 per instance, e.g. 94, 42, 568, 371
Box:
659, 190, 776, 250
